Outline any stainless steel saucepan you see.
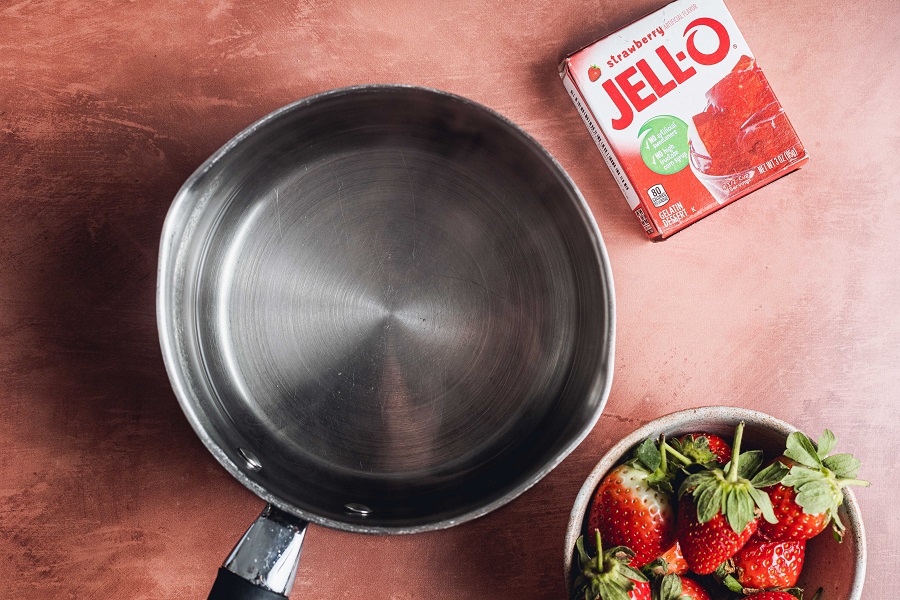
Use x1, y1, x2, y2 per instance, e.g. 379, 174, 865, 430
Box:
157, 85, 614, 599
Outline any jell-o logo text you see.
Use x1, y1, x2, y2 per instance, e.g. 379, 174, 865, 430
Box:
602, 18, 731, 130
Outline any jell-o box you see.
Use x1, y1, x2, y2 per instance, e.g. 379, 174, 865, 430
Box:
560, 0, 809, 240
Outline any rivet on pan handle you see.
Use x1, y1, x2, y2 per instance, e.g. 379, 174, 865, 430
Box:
208, 504, 308, 600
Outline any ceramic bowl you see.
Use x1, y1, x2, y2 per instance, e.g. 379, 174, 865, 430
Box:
564, 406, 866, 599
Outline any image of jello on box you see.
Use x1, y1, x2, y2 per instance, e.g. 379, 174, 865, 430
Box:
560, 0, 809, 240
690, 54, 804, 203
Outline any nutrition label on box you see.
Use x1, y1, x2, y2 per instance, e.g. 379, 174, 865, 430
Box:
648, 184, 670, 207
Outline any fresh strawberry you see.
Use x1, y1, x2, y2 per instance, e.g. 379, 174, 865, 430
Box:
572, 530, 649, 600
630, 581, 651, 600
673, 433, 732, 465
679, 576, 711, 600
588, 65, 602, 82
658, 542, 687, 575
644, 542, 687, 576
676, 422, 787, 574
587, 437, 678, 567
757, 430, 869, 542
728, 536, 806, 590
676, 496, 758, 574
757, 461, 828, 541
645, 572, 710, 600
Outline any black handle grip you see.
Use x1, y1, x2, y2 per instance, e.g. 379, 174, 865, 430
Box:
208, 568, 289, 600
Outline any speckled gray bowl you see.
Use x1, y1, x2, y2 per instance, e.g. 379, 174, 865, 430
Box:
564, 407, 866, 599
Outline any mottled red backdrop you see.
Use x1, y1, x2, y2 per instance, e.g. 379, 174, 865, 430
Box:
1, 0, 897, 598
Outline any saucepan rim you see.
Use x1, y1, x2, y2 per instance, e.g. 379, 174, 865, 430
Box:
157, 83, 616, 534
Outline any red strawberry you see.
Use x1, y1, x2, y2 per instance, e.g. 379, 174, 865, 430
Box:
646, 572, 710, 600
658, 542, 687, 575
731, 536, 806, 589
676, 422, 784, 574
676, 495, 758, 574
744, 593, 800, 600
645, 541, 688, 576
679, 576, 711, 600
758, 467, 828, 541
676, 433, 732, 465
757, 430, 868, 542
588, 64, 602, 82
587, 438, 677, 567
629, 580, 651, 600
572, 530, 649, 600
589, 463, 675, 567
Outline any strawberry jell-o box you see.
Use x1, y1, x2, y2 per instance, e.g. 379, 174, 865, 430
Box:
560, 0, 809, 240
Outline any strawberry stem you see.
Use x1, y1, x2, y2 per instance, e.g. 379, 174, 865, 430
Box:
838, 478, 870, 488
659, 434, 669, 472
594, 529, 603, 571
662, 442, 692, 466
727, 421, 745, 483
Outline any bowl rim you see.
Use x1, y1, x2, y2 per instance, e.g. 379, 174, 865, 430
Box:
563, 406, 866, 599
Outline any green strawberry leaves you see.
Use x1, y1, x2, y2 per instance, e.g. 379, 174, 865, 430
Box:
725, 485, 756, 532
746, 486, 777, 523
780, 466, 822, 488
816, 430, 837, 458
650, 573, 689, 600
644, 568, 701, 600
720, 573, 745, 594
573, 531, 648, 600
783, 468, 839, 515
667, 435, 718, 466
779, 430, 869, 538
785, 431, 822, 468
674, 424, 887, 535
823, 453, 861, 478
732, 449, 763, 480
637, 437, 662, 472
629, 435, 682, 495
641, 560, 664, 582
712, 561, 749, 594
750, 461, 790, 488
692, 474, 723, 522
679, 422, 783, 532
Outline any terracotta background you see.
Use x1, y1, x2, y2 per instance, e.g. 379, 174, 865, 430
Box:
1, 0, 897, 598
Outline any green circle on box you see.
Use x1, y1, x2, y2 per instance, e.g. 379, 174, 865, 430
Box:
638, 115, 690, 175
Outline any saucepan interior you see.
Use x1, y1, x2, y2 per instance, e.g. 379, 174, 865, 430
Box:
158, 85, 614, 532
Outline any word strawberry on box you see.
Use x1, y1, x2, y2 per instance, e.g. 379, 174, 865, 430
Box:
560, 0, 809, 240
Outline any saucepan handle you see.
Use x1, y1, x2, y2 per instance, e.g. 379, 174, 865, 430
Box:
208, 504, 309, 600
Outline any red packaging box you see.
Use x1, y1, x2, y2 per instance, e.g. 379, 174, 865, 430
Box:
560, 0, 809, 240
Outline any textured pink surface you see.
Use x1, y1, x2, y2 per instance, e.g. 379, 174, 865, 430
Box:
1, 0, 897, 598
